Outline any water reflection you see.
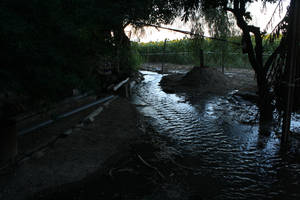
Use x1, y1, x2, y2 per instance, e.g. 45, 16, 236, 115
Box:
132, 71, 300, 199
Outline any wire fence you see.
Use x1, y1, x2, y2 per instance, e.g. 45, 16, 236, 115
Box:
139, 51, 272, 69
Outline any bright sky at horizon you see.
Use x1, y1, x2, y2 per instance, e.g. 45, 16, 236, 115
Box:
126, 0, 290, 42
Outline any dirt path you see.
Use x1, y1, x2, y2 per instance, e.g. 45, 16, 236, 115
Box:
0, 98, 148, 200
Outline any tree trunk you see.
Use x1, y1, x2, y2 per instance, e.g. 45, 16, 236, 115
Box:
257, 72, 273, 134
113, 24, 131, 74
281, 0, 300, 146
228, 2, 274, 134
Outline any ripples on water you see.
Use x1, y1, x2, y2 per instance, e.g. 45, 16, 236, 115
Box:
132, 71, 300, 199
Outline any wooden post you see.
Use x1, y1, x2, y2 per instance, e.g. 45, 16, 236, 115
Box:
281, 0, 300, 147
147, 47, 149, 65
221, 51, 224, 73
199, 49, 204, 68
113, 78, 130, 98
161, 39, 167, 73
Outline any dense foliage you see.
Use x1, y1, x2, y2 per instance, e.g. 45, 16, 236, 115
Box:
1, 0, 112, 104
0, 0, 181, 111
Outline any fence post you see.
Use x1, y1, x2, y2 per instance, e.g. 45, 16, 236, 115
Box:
199, 48, 204, 68
221, 51, 224, 73
161, 39, 167, 73
147, 47, 149, 67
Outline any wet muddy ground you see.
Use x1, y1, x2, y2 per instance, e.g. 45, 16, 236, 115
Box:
132, 67, 300, 199
0, 98, 152, 200
4, 64, 299, 200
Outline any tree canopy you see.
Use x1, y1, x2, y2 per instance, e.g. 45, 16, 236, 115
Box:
0, 0, 182, 110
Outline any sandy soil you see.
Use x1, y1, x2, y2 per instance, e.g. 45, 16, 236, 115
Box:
159, 66, 257, 97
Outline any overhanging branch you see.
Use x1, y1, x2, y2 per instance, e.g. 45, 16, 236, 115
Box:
139, 23, 241, 46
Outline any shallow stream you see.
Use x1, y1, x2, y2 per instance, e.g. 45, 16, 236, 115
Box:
132, 70, 300, 200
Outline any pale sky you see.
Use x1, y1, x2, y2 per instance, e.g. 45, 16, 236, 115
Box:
126, 0, 290, 42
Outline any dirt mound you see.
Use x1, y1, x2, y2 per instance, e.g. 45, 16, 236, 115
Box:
181, 67, 229, 87
160, 67, 230, 94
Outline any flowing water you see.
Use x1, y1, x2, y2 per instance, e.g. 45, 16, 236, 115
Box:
132, 71, 300, 200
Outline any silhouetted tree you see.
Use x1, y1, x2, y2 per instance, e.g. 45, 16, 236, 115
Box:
180, 0, 291, 134
0, 0, 182, 107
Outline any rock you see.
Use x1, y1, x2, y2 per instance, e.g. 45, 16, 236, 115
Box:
63, 129, 73, 136
234, 91, 258, 103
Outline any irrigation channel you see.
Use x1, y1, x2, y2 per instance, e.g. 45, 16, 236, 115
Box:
132, 70, 300, 200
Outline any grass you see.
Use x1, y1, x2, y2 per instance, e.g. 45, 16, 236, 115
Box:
133, 37, 279, 69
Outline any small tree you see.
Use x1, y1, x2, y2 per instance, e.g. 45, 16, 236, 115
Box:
181, 0, 290, 134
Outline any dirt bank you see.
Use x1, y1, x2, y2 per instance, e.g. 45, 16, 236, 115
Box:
1, 95, 199, 200
0, 98, 149, 200
28, 124, 212, 200
141, 63, 193, 74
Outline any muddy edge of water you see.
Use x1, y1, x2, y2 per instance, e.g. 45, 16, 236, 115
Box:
29, 121, 199, 200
